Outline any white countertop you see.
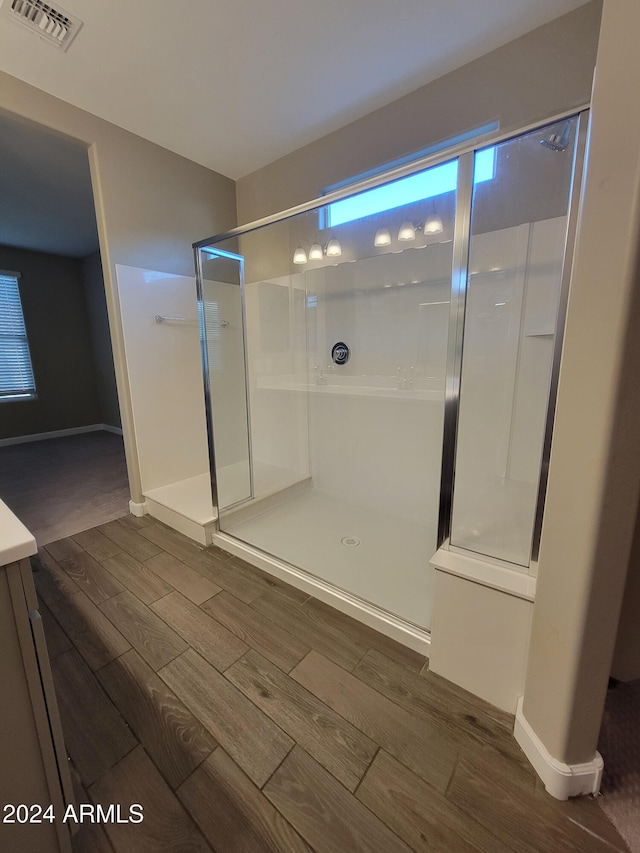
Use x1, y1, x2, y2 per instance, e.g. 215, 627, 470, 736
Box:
0, 499, 37, 565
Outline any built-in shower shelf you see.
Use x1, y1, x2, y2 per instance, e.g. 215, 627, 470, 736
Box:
256, 377, 444, 402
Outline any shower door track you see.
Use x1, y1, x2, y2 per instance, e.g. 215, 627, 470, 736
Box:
213, 531, 432, 654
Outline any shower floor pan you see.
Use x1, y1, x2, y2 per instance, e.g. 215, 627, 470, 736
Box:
221, 488, 436, 630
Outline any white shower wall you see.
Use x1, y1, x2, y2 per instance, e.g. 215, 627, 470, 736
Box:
243, 273, 311, 495
304, 246, 452, 527
116, 264, 209, 494
116, 264, 255, 532
243, 241, 454, 531
509, 217, 567, 483
202, 279, 251, 473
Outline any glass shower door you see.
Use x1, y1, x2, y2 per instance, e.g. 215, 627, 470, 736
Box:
197, 247, 252, 511
197, 155, 461, 631
194, 113, 585, 634
450, 117, 582, 566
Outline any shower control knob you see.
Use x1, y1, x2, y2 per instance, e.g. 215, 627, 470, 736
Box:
331, 342, 350, 365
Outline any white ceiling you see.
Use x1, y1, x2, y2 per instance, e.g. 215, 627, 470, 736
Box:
0, 0, 590, 181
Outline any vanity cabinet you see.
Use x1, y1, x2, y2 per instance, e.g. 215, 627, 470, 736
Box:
0, 553, 73, 852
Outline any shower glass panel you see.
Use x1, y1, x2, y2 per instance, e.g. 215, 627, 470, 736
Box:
200, 158, 459, 629
197, 248, 252, 510
450, 117, 579, 566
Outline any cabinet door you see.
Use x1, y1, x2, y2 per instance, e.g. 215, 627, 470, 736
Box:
2, 560, 72, 853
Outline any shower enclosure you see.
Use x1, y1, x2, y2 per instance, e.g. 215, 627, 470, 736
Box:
194, 113, 586, 640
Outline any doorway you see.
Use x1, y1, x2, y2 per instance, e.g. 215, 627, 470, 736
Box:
0, 111, 128, 543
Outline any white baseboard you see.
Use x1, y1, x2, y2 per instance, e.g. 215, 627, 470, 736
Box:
102, 424, 123, 435
514, 697, 603, 799
129, 500, 148, 517
0, 423, 123, 447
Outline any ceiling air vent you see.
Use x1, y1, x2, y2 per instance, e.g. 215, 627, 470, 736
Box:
0, 0, 82, 51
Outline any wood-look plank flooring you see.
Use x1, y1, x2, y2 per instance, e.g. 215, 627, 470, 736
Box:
151, 591, 248, 671
225, 649, 377, 791
291, 649, 461, 793
89, 746, 211, 852
46, 537, 125, 603
160, 648, 294, 788
99, 589, 188, 670
34, 517, 629, 853
50, 649, 137, 786
263, 745, 412, 853
99, 519, 163, 563
201, 590, 310, 672
177, 748, 312, 852
97, 649, 217, 789
144, 551, 221, 605
100, 551, 173, 605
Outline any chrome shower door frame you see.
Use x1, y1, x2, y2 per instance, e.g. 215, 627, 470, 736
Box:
530, 109, 589, 563
194, 105, 589, 570
437, 151, 473, 547
195, 245, 254, 521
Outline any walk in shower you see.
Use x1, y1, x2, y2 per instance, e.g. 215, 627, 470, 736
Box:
195, 114, 586, 638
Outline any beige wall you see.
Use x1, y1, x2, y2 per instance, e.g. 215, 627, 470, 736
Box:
0, 71, 237, 503
0, 244, 101, 440
522, 0, 640, 765
236, 2, 602, 223
81, 252, 121, 430
611, 508, 640, 682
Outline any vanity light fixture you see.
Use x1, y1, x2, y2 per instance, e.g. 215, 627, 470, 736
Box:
326, 238, 342, 257
293, 246, 308, 265
374, 227, 391, 247
398, 221, 416, 241
292, 239, 342, 264
424, 214, 444, 235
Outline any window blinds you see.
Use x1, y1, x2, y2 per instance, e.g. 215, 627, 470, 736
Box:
0, 272, 36, 400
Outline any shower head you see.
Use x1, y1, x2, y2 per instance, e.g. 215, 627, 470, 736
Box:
540, 122, 572, 152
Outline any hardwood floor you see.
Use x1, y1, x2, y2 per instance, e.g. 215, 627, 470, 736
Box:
50, 649, 137, 786
160, 648, 294, 788
97, 649, 217, 789
33, 516, 629, 853
225, 650, 377, 792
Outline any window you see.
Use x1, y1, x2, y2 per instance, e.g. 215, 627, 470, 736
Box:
0, 271, 36, 401
325, 147, 496, 228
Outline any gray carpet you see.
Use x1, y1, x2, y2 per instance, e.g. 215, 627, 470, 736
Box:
599, 678, 640, 852
0, 431, 130, 545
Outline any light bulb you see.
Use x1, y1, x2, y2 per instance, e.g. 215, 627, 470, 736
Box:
309, 242, 323, 260
374, 228, 391, 247
293, 246, 307, 265
398, 221, 416, 241
326, 238, 342, 257
424, 215, 444, 235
